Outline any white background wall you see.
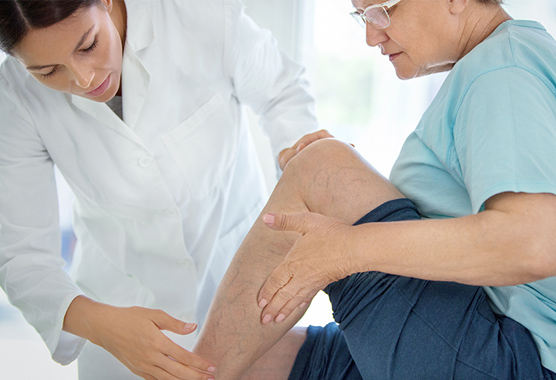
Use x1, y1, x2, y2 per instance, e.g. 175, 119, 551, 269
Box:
1, 1, 556, 378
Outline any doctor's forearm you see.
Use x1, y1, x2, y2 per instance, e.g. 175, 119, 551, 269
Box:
63, 295, 109, 344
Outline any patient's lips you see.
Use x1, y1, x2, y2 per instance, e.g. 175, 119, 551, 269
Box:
389, 53, 402, 62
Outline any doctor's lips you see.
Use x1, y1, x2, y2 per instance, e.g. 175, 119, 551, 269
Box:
86, 74, 111, 97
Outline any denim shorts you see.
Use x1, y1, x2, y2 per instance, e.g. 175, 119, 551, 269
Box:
289, 198, 556, 380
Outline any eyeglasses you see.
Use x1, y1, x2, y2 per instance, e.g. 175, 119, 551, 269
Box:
350, 0, 404, 30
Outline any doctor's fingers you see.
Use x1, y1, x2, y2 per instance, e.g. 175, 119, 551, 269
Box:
295, 129, 334, 148
164, 341, 217, 377
278, 129, 334, 170
150, 309, 197, 335
139, 360, 214, 380
159, 352, 216, 380
278, 147, 299, 170
136, 350, 215, 380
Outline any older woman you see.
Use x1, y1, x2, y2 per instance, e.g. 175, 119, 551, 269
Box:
192, 0, 556, 379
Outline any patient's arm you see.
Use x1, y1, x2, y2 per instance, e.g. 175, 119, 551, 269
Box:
193, 139, 404, 379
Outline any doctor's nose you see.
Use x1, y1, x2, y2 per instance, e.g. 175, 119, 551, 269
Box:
71, 65, 95, 89
366, 23, 388, 47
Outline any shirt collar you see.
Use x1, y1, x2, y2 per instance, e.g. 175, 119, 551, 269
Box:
124, 0, 155, 53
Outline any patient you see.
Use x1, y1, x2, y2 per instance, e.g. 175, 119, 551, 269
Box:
194, 0, 556, 378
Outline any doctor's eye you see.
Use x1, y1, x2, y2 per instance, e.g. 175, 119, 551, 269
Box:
40, 66, 59, 79
82, 37, 99, 53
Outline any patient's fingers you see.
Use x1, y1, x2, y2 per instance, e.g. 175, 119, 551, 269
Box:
273, 292, 315, 323
258, 266, 292, 321
260, 274, 310, 324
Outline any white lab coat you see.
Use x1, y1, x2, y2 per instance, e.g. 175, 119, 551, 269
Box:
0, 0, 317, 378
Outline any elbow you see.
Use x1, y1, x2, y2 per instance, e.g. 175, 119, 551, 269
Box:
523, 238, 556, 281
485, 192, 556, 283
532, 253, 556, 281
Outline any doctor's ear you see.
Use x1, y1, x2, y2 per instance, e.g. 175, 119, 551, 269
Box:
100, 0, 114, 13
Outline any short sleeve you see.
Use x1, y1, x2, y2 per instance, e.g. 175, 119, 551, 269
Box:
453, 67, 556, 213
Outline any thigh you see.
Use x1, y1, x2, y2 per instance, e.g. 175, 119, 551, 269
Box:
329, 271, 477, 379
288, 323, 363, 380
324, 199, 553, 380
332, 274, 554, 380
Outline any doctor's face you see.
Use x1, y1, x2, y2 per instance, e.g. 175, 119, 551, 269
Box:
12, 0, 124, 102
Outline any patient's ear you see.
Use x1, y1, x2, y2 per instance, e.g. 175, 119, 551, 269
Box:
447, 0, 470, 15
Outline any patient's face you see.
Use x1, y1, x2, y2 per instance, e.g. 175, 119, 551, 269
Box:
353, 0, 463, 79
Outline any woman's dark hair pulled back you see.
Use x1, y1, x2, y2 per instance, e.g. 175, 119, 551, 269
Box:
0, 0, 101, 54
477, 0, 504, 5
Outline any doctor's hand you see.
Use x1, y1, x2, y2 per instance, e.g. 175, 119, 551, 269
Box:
278, 129, 334, 170
64, 296, 216, 380
257, 212, 353, 324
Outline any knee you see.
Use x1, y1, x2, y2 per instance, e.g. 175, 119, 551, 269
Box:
284, 138, 357, 175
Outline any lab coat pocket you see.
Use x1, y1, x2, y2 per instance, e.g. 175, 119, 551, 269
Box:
161, 94, 239, 200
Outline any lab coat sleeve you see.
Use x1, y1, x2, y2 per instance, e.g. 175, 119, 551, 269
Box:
223, 0, 319, 160
0, 81, 86, 364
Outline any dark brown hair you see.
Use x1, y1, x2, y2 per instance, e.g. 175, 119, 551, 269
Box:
0, 0, 101, 54
477, 0, 504, 4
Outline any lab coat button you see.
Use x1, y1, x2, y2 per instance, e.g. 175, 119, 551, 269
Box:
138, 156, 153, 168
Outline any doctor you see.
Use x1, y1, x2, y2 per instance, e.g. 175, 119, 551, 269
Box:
0, 0, 327, 379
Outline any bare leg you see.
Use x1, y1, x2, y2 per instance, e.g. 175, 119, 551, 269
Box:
194, 139, 404, 379
241, 327, 307, 380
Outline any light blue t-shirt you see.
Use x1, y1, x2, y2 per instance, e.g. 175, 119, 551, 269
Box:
390, 20, 556, 372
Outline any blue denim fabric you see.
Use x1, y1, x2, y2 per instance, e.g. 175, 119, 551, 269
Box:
289, 199, 556, 380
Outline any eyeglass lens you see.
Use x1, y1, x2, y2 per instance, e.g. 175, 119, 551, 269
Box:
365, 7, 390, 29
351, 6, 391, 29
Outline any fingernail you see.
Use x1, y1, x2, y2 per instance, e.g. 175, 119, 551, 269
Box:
262, 214, 275, 225
184, 323, 196, 329
262, 314, 272, 324
299, 302, 307, 308
258, 299, 268, 308
275, 314, 286, 323
207, 366, 216, 373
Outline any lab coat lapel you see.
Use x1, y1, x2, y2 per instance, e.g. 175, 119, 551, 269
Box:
121, 0, 155, 130
70, 94, 142, 144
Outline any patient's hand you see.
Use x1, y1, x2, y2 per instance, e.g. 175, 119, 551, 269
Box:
278, 129, 333, 170
257, 211, 352, 324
